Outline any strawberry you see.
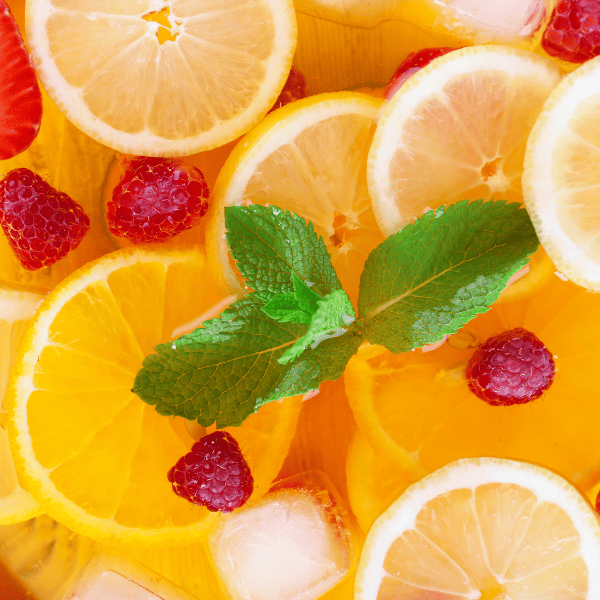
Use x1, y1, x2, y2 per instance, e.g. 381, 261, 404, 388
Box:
384, 47, 460, 99
0, 0, 42, 160
268, 66, 306, 113
542, 0, 600, 63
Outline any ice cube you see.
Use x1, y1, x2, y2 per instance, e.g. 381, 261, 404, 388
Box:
437, 0, 549, 41
208, 471, 355, 600
63, 553, 197, 600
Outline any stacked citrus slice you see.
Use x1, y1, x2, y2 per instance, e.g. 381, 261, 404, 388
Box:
367, 45, 562, 236
6, 247, 301, 546
25, 0, 296, 155
356, 458, 600, 599
207, 92, 385, 304
524, 54, 600, 291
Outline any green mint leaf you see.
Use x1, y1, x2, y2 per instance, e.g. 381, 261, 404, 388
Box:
262, 293, 313, 324
225, 205, 342, 301
358, 200, 539, 353
279, 289, 356, 365
256, 331, 362, 408
292, 271, 321, 312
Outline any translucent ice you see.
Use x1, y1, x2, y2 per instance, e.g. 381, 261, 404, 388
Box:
63, 553, 197, 600
208, 472, 355, 600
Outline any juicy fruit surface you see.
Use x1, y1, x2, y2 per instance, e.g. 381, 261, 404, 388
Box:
355, 458, 600, 600
107, 157, 209, 244
207, 92, 385, 304
524, 55, 600, 290
168, 431, 254, 513
465, 327, 556, 406
346, 275, 600, 490
24, 0, 297, 156
0, 168, 90, 270
542, 0, 600, 63
5, 246, 300, 546
0, 280, 45, 524
367, 45, 563, 236
0, 0, 42, 160
268, 66, 307, 113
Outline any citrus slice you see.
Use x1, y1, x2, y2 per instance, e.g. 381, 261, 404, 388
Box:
367, 45, 562, 236
206, 92, 385, 304
0, 280, 46, 524
355, 457, 600, 600
6, 246, 301, 546
345, 274, 600, 491
346, 431, 411, 533
523, 55, 600, 291
24, 0, 296, 156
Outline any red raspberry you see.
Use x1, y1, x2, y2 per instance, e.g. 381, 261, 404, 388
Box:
107, 156, 210, 244
167, 431, 254, 513
384, 47, 460, 99
542, 0, 600, 63
466, 328, 555, 406
268, 66, 307, 113
0, 168, 90, 271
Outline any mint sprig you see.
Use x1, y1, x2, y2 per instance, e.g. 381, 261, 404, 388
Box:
133, 200, 539, 428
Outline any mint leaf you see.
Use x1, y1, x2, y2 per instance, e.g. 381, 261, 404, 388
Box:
279, 289, 355, 364
359, 200, 539, 353
262, 272, 322, 325
133, 293, 357, 428
225, 205, 342, 301
262, 293, 312, 324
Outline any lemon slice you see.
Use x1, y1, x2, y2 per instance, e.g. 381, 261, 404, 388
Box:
355, 457, 600, 600
367, 45, 562, 236
25, 0, 296, 156
6, 246, 301, 546
523, 55, 600, 291
206, 92, 385, 304
0, 281, 46, 524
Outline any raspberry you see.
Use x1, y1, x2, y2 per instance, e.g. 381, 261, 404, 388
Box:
466, 328, 556, 406
384, 47, 460, 99
167, 431, 254, 513
542, 0, 600, 64
107, 156, 210, 244
0, 168, 90, 271
268, 66, 306, 113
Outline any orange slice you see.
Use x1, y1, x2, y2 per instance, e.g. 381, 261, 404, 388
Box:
6, 246, 301, 546
206, 92, 385, 305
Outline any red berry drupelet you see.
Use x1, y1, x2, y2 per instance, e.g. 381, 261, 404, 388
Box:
268, 66, 306, 113
542, 0, 600, 64
168, 431, 254, 513
107, 156, 210, 244
384, 47, 460, 99
0, 168, 90, 270
466, 328, 556, 407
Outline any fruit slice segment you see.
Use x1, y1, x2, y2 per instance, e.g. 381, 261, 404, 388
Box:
25, 0, 296, 155
524, 55, 600, 291
207, 92, 385, 304
0, 281, 45, 524
6, 247, 301, 546
355, 458, 600, 600
367, 45, 562, 236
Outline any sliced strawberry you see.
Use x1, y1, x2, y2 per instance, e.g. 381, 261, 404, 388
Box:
0, 0, 42, 160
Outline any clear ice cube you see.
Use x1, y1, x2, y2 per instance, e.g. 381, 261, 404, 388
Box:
63, 553, 197, 600
208, 471, 355, 600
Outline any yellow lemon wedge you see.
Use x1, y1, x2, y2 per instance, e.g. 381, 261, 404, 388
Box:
524, 54, 600, 292
6, 246, 301, 547
25, 0, 297, 156
206, 92, 385, 305
367, 45, 562, 236
355, 457, 600, 600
